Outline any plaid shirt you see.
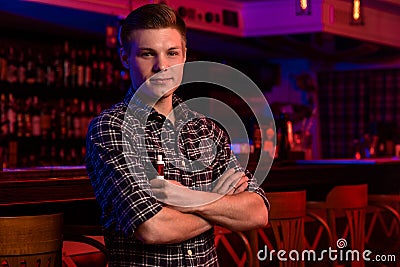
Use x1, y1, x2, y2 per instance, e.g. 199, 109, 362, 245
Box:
86, 87, 268, 267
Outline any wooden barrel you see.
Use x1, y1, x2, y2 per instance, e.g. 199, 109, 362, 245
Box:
0, 213, 63, 267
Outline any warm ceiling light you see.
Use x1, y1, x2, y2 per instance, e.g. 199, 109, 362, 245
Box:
351, 0, 363, 25
300, 0, 308, 10
296, 0, 311, 15
353, 0, 360, 20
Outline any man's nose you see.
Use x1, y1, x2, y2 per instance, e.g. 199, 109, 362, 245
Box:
153, 56, 168, 72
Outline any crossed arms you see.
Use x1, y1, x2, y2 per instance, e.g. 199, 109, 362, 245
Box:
135, 168, 269, 244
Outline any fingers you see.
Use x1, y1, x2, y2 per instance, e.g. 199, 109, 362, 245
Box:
218, 171, 243, 194
224, 171, 244, 191
213, 169, 245, 195
231, 175, 249, 194
212, 168, 235, 192
216, 168, 236, 185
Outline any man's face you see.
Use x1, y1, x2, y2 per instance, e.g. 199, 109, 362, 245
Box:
121, 28, 186, 100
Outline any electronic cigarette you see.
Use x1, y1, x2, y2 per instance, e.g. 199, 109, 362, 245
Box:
156, 154, 164, 179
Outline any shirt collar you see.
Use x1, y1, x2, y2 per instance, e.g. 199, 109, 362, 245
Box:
123, 86, 195, 123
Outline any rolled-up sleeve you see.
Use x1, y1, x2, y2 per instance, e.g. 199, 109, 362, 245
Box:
86, 113, 163, 237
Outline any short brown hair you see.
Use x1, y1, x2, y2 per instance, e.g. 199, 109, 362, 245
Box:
118, 4, 187, 52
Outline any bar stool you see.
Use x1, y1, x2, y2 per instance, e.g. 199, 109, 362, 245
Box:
366, 194, 400, 256
214, 226, 253, 267
307, 184, 368, 267
368, 194, 400, 211
258, 190, 306, 267
0, 213, 63, 267
63, 225, 108, 267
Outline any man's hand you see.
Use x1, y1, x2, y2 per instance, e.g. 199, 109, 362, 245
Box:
149, 171, 268, 232
150, 168, 248, 211
211, 168, 248, 195
150, 179, 219, 208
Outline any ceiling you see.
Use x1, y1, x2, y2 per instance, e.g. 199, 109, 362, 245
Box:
6, 0, 400, 63
194, 0, 400, 63
186, 31, 400, 64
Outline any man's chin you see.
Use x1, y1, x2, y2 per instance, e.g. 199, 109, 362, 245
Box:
153, 84, 178, 97
137, 87, 176, 102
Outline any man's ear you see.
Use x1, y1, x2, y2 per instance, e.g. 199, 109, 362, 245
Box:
120, 47, 130, 69
183, 47, 187, 62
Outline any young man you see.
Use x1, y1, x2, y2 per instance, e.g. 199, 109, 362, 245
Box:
86, 4, 269, 266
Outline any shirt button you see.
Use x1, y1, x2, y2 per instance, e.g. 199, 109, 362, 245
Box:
187, 249, 193, 256
154, 115, 164, 121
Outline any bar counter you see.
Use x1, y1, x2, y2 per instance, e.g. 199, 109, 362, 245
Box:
1, 158, 399, 223
0, 166, 93, 206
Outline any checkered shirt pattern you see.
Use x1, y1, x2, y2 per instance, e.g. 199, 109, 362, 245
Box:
86, 87, 268, 267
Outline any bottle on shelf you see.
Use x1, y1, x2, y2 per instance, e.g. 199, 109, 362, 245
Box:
0, 93, 8, 170
97, 48, 106, 89
17, 49, 26, 84
31, 96, 42, 163
70, 48, 78, 89
25, 48, 36, 85
23, 97, 32, 138
72, 98, 82, 140
6, 93, 17, 138
276, 113, 293, 162
49, 107, 59, 164
63, 41, 71, 88
58, 98, 68, 140
90, 45, 99, 89
6, 46, 18, 84
20, 97, 36, 166
36, 52, 46, 85
0, 46, 7, 82
65, 103, 74, 139
76, 49, 85, 88
105, 48, 114, 88
6, 93, 17, 168
39, 102, 52, 166
0, 37, 127, 167
80, 99, 91, 139
84, 49, 92, 89
64, 103, 74, 165
113, 51, 122, 92
87, 98, 96, 126
45, 53, 55, 87
53, 46, 63, 88
0, 93, 9, 136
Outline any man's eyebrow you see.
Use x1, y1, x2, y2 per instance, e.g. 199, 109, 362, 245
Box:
138, 47, 155, 51
136, 46, 183, 52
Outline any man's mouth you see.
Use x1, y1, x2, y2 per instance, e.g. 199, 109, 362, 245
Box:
149, 77, 173, 84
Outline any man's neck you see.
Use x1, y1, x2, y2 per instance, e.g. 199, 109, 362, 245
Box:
154, 95, 175, 124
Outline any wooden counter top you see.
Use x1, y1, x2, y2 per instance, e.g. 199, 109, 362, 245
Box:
0, 166, 92, 206
1, 158, 399, 207
0, 165, 87, 181
0, 159, 398, 228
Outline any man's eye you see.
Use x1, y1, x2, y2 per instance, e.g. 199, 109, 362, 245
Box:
141, 52, 153, 57
168, 51, 179, 56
